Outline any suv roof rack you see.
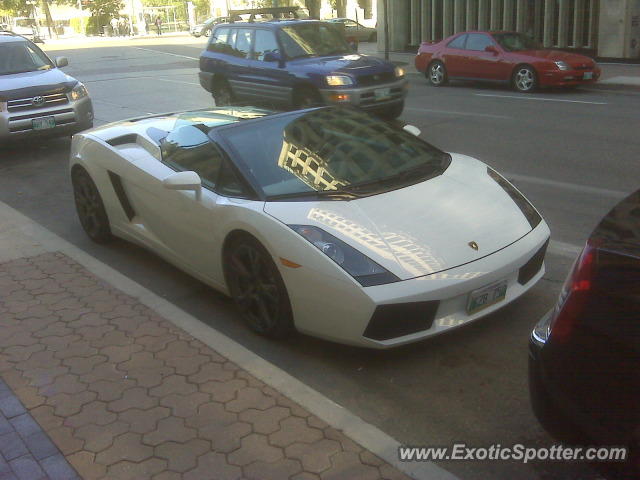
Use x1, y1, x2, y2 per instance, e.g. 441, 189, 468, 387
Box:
228, 6, 301, 23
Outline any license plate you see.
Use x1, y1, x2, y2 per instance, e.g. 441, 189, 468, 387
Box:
32, 116, 56, 130
583, 71, 593, 80
466, 279, 508, 315
374, 87, 391, 101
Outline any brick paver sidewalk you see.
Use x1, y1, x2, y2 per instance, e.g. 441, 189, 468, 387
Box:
0, 252, 411, 480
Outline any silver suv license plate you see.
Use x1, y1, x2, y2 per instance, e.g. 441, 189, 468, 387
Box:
32, 116, 56, 130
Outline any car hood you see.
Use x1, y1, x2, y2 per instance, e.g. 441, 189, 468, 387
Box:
0, 68, 78, 100
292, 53, 394, 76
264, 154, 535, 281
515, 49, 596, 67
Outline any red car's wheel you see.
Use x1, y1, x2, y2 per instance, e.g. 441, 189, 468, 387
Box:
427, 61, 448, 87
513, 65, 537, 93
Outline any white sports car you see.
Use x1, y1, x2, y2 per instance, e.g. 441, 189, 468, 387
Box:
70, 106, 550, 348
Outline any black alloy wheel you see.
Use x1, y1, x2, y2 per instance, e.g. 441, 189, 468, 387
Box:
72, 168, 113, 244
225, 237, 294, 338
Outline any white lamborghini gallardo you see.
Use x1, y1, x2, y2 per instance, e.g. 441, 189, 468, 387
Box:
69, 106, 550, 348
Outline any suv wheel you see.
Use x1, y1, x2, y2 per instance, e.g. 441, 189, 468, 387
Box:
294, 87, 323, 109
213, 80, 233, 106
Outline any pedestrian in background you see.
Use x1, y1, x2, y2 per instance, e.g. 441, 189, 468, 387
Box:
110, 17, 119, 37
154, 16, 162, 36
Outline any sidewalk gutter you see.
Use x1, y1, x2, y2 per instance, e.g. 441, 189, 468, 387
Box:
0, 200, 459, 480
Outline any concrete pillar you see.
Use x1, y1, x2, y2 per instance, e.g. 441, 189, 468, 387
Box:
490, 0, 502, 30
557, 0, 569, 47
411, 0, 421, 44
503, 0, 514, 30
431, 0, 439, 39
543, 0, 554, 46
466, 0, 478, 30
478, 0, 489, 30
597, 0, 640, 58
515, 0, 526, 32
454, 0, 465, 32
573, 0, 585, 48
421, 0, 432, 41
443, 0, 454, 37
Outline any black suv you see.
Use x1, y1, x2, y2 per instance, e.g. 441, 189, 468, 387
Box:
198, 14, 407, 118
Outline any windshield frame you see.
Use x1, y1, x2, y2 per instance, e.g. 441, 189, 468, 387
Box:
214, 107, 452, 202
277, 22, 351, 59
0, 39, 55, 76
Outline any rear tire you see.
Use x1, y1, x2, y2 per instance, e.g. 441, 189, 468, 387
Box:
224, 235, 294, 339
427, 60, 448, 86
71, 167, 113, 244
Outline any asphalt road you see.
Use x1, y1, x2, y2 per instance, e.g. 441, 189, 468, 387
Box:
2, 36, 638, 480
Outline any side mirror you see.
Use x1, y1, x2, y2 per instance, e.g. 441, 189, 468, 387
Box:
55, 56, 69, 68
162, 171, 202, 200
403, 124, 421, 137
263, 51, 283, 63
484, 45, 499, 55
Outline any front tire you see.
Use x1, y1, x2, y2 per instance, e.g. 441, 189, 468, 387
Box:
427, 61, 448, 86
71, 167, 113, 244
513, 65, 537, 93
293, 87, 323, 109
225, 236, 294, 339
377, 101, 404, 120
212, 79, 233, 106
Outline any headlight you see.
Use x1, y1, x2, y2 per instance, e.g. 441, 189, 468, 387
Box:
394, 66, 405, 77
554, 61, 570, 71
326, 75, 354, 86
290, 225, 400, 287
487, 167, 542, 229
69, 83, 89, 101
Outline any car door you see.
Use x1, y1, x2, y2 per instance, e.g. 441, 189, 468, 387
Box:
245, 28, 292, 106
226, 27, 256, 99
441, 33, 468, 77
463, 33, 507, 80
123, 125, 228, 284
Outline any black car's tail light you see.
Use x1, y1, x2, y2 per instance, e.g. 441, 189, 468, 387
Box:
487, 167, 542, 229
363, 301, 440, 341
548, 242, 597, 344
518, 239, 549, 285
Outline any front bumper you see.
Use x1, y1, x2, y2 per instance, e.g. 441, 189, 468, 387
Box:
539, 67, 601, 87
287, 222, 550, 348
0, 95, 94, 141
319, 77, 408, 110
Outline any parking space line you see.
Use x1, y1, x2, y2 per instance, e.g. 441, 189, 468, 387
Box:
474, 93, 608, 105
504, 172, 627, 199
130, 46, 199, 60
405, 106, 510, 119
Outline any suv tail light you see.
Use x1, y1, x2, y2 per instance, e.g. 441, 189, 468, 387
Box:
548, 242, 598, 343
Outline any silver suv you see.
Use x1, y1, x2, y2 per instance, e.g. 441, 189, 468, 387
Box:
0, 32, 93, 142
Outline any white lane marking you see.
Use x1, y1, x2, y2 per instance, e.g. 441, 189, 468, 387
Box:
0, 201, 458, 480
153, 77, 200, 86
405, 106, 510, 119
504, 172, 628, 199
474, 93, 608, 105
130, 46, 199, 60
548, 240, 582, 258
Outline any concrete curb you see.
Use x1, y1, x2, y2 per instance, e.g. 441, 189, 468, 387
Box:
0, 200, 459, 480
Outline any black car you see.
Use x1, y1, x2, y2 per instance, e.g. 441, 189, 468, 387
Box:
529, 189, 640, 476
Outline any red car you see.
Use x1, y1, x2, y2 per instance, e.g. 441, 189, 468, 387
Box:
415, 31, 600, 92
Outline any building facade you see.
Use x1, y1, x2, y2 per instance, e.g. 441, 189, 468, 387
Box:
378, 0, 640, 59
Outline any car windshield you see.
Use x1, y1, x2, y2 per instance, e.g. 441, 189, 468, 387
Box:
493, 32, 541, 51
0, 41, 53, 75
219, 107, 451, 200
277, 23, 350, 58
